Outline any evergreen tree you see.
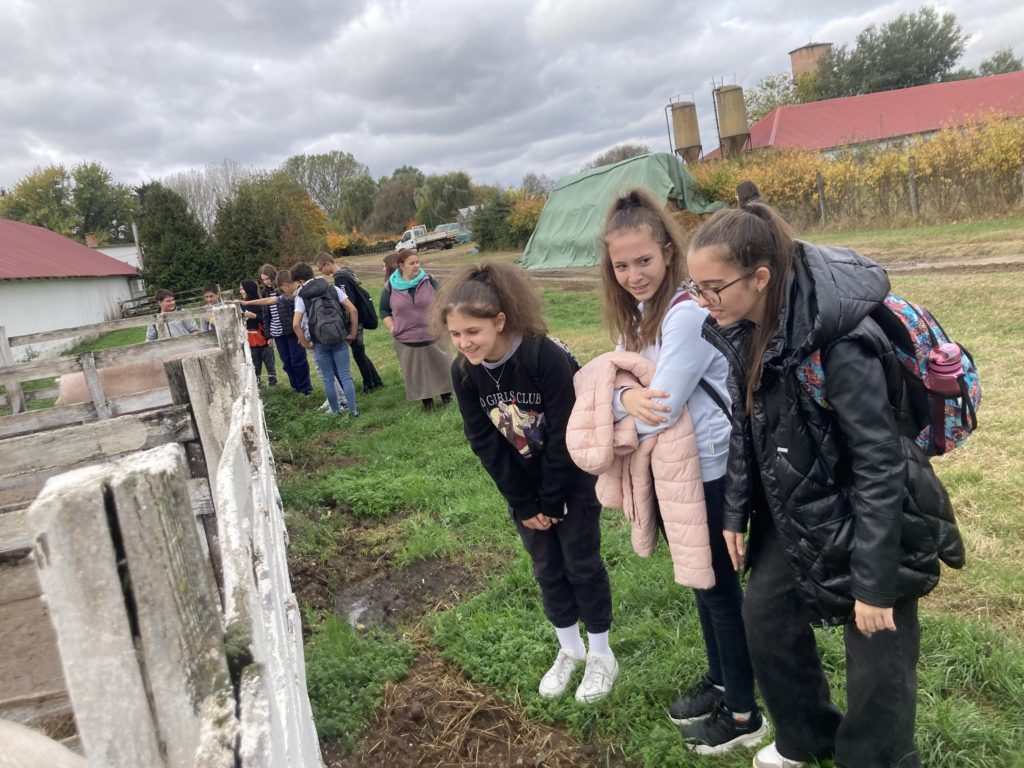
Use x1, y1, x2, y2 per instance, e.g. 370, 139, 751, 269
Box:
136, 183, 215, 294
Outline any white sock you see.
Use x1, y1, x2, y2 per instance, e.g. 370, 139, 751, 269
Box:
587, 630, 612, 658
732, 710, 751, 722
554, 623, 585, 658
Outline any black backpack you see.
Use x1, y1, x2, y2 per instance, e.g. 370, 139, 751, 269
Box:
299, 278, 348, 345
334, 271, 379, 330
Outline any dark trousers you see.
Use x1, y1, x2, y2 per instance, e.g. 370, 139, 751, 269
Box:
275, 334, 312, 394
249, 344, 276, 383
514, 483, 613, 634
743, 519, 921, 767
693, 477, 757, 712
653, 477, 756, 712
350, 328, 383, 390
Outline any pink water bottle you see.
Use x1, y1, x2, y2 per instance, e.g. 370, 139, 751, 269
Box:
927, 343, 964, 396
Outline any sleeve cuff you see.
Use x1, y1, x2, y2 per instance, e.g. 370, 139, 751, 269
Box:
511, 501, 542, 521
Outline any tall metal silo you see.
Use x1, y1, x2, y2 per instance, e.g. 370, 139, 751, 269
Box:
665, 100, 702, 163
713, 85, 750, 158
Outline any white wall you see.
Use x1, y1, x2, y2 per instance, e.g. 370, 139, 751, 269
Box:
1, 277, 136, 360
97, 244, 143, 270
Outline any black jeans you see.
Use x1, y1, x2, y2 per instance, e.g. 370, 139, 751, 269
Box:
350, 328, 383, 390
514, 481, 613, 634
743, 518, 921, 767
654, 477, 757, 712
693, 477, 757, 712
249, 344, 276, 383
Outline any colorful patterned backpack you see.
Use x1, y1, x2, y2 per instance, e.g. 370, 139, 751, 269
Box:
796, 294, 981, 456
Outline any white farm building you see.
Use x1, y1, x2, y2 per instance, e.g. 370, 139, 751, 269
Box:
0, 220, 143, 360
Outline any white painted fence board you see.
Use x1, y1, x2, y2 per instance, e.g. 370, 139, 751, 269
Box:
9, 313, 165, 347
28, 463, 165, 767
0, 327, 25, 414
105, 444, 235, 768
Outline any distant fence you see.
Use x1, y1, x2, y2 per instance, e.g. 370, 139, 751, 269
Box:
0, 304, 322, 766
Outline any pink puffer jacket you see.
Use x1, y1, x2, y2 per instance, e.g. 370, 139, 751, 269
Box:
567, 351, 714, 589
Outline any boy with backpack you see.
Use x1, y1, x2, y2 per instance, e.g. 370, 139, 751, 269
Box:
314, 252, 384, 393
291, 261, 360, 417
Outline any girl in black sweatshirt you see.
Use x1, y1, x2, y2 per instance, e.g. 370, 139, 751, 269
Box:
438, 263, 617, 704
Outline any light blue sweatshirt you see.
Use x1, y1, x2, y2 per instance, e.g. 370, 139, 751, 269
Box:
612, 289, 731, 481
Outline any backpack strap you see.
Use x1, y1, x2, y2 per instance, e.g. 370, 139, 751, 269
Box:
665, 291, 731, 421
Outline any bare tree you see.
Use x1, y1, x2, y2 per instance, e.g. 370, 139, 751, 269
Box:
581, 143, 650, 171
162, 159, 260, 231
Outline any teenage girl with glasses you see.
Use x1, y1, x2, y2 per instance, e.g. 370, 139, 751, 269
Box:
438, 262, 618, 704
597, 188, 766, 755
686, 201, 963, 768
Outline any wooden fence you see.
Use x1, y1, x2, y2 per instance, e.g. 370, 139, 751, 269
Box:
0, 303, 322, 766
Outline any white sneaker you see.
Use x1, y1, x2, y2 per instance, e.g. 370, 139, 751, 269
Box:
574, 652, 618, 703
318, 399, 332, 412
753, 742, 806, 768
538, 649, 584, 698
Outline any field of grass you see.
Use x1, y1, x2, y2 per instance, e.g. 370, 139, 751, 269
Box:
262, 264, 1024, 767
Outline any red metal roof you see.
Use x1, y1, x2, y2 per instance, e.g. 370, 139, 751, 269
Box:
710, 71, 1024, 156
0, 220, 139, 280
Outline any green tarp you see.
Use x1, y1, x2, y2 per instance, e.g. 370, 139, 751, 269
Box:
518, 152, 726, 270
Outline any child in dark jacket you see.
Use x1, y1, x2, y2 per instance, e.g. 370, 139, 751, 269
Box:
240, 279, 277, 386
438, 262, 617, 704
241, 272, 312, 394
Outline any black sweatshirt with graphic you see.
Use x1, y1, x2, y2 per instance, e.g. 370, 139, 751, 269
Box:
451, 335, 590, 521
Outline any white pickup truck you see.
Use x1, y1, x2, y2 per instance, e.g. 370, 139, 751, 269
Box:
395, 225, 459, 252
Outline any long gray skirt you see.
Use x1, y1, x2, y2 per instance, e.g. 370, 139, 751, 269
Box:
393, 338, 453, 401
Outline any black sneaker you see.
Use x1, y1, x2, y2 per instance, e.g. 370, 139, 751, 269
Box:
668, 675, 724, 725
680, 700, 769, 755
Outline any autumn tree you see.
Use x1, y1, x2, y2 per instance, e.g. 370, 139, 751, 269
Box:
364, 177, 417, 234
814, 7, 967, 99
72, 162, 136, 243
0, 166, 79, 236
582, 143, 650, 171
135, 182, 215, 294
0, 162, 136, 243
521, 172, 555, 198
414, 171, 473, 228
280, 150, 370, 220
336, 172, 377, 232
744, 72, 819, 122
979, 46, 1023, 76
213, 172, 326, 281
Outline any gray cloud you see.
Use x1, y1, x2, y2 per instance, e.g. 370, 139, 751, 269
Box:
0, 0, 1019, 192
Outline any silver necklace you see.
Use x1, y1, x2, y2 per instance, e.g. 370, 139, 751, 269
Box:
483, 362, 506, 389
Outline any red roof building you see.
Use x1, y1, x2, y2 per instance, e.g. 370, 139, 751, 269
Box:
0, 220, 139, 280
715, 71, 1024, 156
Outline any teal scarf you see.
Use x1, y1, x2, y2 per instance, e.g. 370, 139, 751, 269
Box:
389, 268, 428, 292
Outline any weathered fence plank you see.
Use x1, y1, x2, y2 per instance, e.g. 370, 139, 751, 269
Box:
0, 327, 26, 415
0, 331, 217, 383
0, 388, 174, 440
0, 405, 195, 480
29, 463, 166, 767
105, 444, 236, 768
79, 352, 111, 420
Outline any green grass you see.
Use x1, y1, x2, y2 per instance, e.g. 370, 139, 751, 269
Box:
303, 615, 415, 752
277, 262, 1024, 764
808, 215, 1024, 252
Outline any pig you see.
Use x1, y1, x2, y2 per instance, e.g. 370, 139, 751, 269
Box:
0, 718, 87, 768
55, 360, 170, 406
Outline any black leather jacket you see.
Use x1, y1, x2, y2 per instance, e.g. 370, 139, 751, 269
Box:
702, 242, 964, 624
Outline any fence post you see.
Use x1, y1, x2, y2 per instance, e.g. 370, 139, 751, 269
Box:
816, 171, 827, 226
0, 326, 26, 414
908, 156, 920, 219
80, 352, 111, 420
29, 444, 237, 767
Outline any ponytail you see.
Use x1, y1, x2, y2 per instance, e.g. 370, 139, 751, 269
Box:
689, 202, 796, 412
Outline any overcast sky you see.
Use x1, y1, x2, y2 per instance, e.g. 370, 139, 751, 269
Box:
1, 0, 1021, 192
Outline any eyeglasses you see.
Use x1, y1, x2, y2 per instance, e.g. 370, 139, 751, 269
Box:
682, 271, 757, 305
